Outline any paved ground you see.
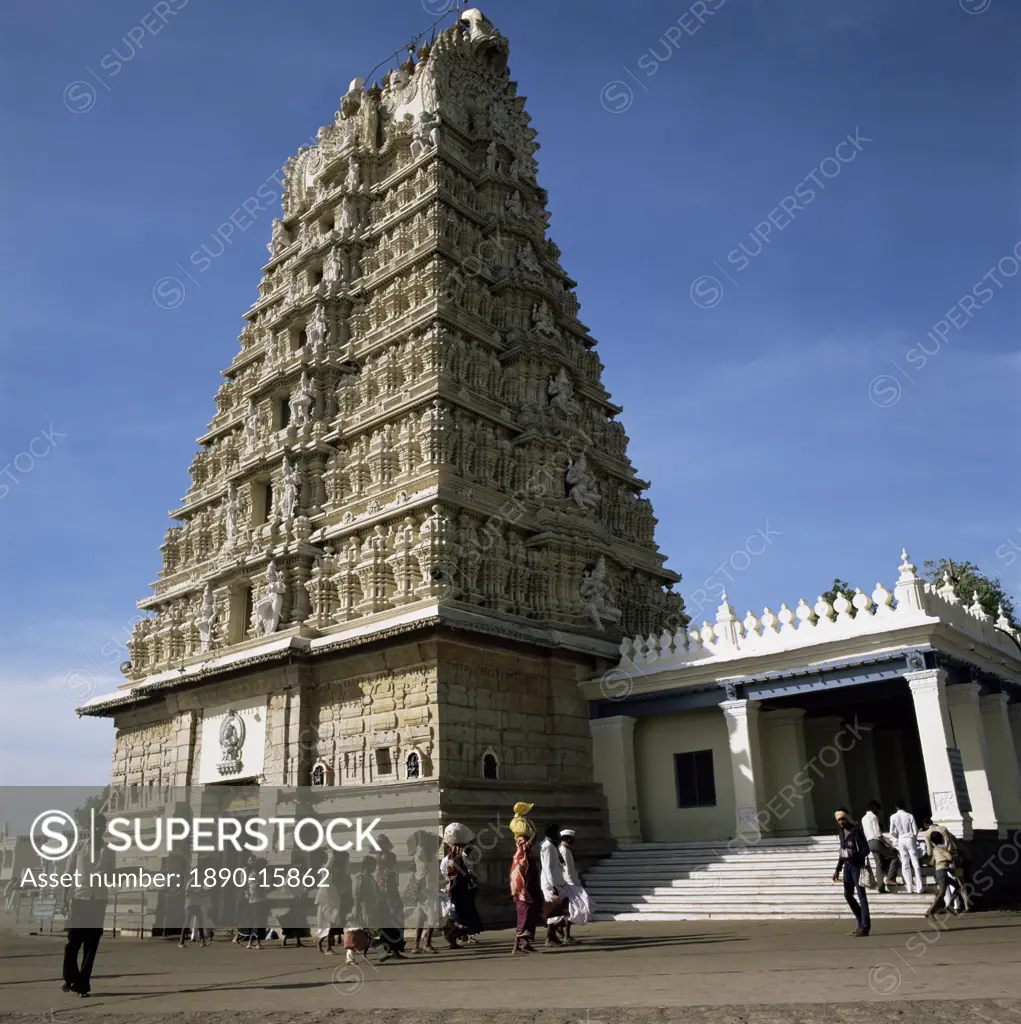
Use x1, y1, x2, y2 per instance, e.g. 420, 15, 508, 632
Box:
1, 915, 1020, 1022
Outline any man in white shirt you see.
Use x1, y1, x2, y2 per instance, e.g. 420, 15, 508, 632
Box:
539, 823, 567, 946
888, 799, 924, 893
861, 801, 899, 893
557, 829, 591, 943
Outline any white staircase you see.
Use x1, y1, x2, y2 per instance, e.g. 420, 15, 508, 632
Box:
583, 836, 936, 920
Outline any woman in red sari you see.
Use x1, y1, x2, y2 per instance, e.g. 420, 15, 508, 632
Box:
509, 802, 542, 955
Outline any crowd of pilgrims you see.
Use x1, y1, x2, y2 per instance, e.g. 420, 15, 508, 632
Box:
180, 804, 592, 959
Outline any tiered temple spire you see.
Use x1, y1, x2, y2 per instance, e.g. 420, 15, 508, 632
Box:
125, 9, 684, 681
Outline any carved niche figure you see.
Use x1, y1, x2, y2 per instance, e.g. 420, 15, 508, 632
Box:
485, 140, 499, 172
217, 709, 246, 776
289, 372, 314, 430
325, 249, 344, 283
287, 275, 300, 304
345, 156, 361, 192
243, 400, 260, 453
505, 190, 523, 216
268, 218, 290, 256
223, 482, 240, 548
579, 556, 622, 631
548, 367, 581, 419
278, 456, 299, 521
410, 110, 440, 160
565, 453, 600, 512
338, 196, 356, 236
531, 301, 557, 336
253, 561, 286, 636
194, 583, 217, 653
516, 242, 542, 275
306, 305, 328, 355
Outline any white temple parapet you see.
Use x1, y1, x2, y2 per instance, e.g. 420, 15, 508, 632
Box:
615, 550, 1021, 676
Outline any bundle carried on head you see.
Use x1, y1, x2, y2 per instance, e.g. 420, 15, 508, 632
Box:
510, 801, 535, 840
442, 821, 474, 847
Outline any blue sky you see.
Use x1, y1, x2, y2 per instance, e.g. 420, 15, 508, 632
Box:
1, 0, 1018, 785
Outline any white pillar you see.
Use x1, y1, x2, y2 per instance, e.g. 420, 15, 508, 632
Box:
721, 699, 765, 837
947, 682, 1001, 834
906, 668, 971, 837
979, 693, 1021, 828
761, 709, 817, 834
589, 716, 642, 843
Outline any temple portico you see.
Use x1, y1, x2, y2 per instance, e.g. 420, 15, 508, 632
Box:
584, 551, 1021, 845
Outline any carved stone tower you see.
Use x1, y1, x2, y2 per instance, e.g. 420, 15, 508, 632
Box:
83, 9, 684, 899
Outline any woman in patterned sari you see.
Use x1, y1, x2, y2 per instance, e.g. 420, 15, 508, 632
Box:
509, 802, 542, 954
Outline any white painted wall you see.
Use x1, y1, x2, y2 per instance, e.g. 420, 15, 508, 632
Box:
634, 708, 735, 842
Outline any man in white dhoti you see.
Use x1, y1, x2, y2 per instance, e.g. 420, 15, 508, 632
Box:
557, 829, 591, 944
539, 823, 568, 947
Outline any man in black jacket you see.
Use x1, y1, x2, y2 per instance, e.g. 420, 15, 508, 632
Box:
831, 808, 871, 937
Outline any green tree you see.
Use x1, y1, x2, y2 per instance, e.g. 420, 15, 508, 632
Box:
922, 559, 1018, 630
821, 577, 858, 614
72, 788, 111, 828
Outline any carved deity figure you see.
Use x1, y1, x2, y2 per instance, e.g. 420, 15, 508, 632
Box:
289, 372, 314, 430
505, 190, 523, 216
548, 367, 582, 419
268, 218, 290, 256
517, 242, 542, 275
306, 305, 328, 355
224, 482, 240, 548
194, 583, 217, 653
278, 456, 299, 521
410, 110, 440, 160
579, 556, 622, 631
338, 196, 356, 236
485, 140, 499, 172
252, 561, 286, 636
243, 399, 260, 453
531, 301, 557, 336
565, 453, 600, 511
345, 156, 361, 192
325, 249, 344, 283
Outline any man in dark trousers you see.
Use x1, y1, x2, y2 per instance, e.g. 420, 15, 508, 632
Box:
831, 808, 871, 937
62, 812, 115, 997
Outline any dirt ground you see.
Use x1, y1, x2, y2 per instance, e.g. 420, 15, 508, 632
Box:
2, 916, 1020, 1023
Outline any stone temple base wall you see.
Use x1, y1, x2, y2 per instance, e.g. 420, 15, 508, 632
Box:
108, 625, 614, 929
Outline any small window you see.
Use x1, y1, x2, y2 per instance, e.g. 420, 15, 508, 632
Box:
262, 482, 274, 524
674, 750, 716, 808
242, 587, 254, 640
280, 398, 291, 428
297, 329, 307, 349
375, 748, 393, 776
311, 762, 326, 787
406, 751, 420, 779
482, 752, 498, 780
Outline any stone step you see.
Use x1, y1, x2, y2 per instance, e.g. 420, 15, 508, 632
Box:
581, 837, 939, 921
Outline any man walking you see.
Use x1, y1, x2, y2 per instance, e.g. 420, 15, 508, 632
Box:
861, 801, 898, 893
62, 812, 115, 997
831, 808, 871, 937
539, 823, 568, 947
